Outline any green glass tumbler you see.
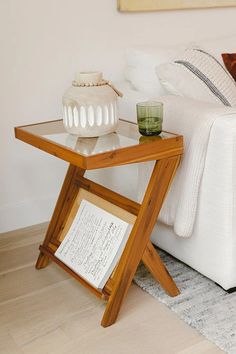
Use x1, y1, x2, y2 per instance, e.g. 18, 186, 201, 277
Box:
136, 101, 163, 136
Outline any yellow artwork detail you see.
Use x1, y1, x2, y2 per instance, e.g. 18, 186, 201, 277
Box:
118, 0, 236, 11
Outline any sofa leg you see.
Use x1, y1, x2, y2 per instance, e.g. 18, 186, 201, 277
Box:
226, 287, 236, 294
214, 282, 236, 293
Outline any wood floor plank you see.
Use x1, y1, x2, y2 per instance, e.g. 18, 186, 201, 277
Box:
0, 332, 23, 354
0, 263, 69, 304
21, 328, 74, 354
0, 223, 48, 252
0, 280, 97, 347
0, 243, 39, 274
0, 223, 224, 354
62, 285, 210, 354
179, 339, 223, 354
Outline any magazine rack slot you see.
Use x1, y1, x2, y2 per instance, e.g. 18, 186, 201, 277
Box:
36, 158, 181, 327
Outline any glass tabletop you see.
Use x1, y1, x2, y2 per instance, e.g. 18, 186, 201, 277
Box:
19, 119, 176, 157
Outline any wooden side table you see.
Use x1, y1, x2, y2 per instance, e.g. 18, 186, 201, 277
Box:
15, 119, 183, 327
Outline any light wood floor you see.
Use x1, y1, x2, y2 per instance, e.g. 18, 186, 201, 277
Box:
0, 223, 223, 354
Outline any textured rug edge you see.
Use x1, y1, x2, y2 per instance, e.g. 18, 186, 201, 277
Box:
134, 276, 225, 353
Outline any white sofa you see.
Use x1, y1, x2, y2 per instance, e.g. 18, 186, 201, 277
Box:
88, 36, 236, 290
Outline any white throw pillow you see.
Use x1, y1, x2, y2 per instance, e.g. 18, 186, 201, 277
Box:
125, 66, 166, 96
125, 45, 184, 95
156, 47, 236, 106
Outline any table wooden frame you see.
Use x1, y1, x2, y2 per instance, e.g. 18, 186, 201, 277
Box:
15, 119, 183, 327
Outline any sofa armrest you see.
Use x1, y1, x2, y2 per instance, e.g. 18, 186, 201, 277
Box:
160, 95, 236, 138
137, 94, 236, 235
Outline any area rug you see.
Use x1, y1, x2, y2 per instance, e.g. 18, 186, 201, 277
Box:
134, 249, 236, 354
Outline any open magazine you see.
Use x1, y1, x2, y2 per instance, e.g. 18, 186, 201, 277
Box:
55, 199, 132, 289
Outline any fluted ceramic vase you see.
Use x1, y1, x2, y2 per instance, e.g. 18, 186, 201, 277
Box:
62, 72, 119, 137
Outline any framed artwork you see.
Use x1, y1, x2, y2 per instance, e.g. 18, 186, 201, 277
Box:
118, 0, 236, 11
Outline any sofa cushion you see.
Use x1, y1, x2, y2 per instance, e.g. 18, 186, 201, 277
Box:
156, 47, 236, 106
125, 45, 184, 96
125, 65, 166, 96
124, 35, 236, 97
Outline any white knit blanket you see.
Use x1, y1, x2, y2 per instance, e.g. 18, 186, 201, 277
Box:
139, 96, 236, 237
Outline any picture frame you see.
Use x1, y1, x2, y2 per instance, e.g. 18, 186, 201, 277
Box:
118, 0, 236, 12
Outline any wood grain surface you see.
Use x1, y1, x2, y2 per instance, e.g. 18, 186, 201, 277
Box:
0, 223, 223, 353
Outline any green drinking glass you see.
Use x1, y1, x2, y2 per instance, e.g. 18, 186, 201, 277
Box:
136, 101, 163, 136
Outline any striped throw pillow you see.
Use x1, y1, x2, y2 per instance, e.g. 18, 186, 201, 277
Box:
156, 47, 236, 106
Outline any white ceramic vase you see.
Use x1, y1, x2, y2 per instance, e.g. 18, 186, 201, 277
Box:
62, 72, 119, 137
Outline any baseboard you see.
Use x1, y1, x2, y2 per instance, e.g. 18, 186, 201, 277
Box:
0, 194, 57, 233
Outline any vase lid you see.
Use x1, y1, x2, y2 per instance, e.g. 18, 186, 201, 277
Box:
75, 71, 103, 85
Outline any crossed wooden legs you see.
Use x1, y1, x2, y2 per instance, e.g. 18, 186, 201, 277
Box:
36, 156, 180, 327
36, 165, 85, 269
142, 241, 179, 297
101, 156, 180, 326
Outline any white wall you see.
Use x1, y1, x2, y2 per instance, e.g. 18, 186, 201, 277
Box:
1, 0, 236, 232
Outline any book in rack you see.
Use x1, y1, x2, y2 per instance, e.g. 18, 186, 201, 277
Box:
55, 199, 132, 289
